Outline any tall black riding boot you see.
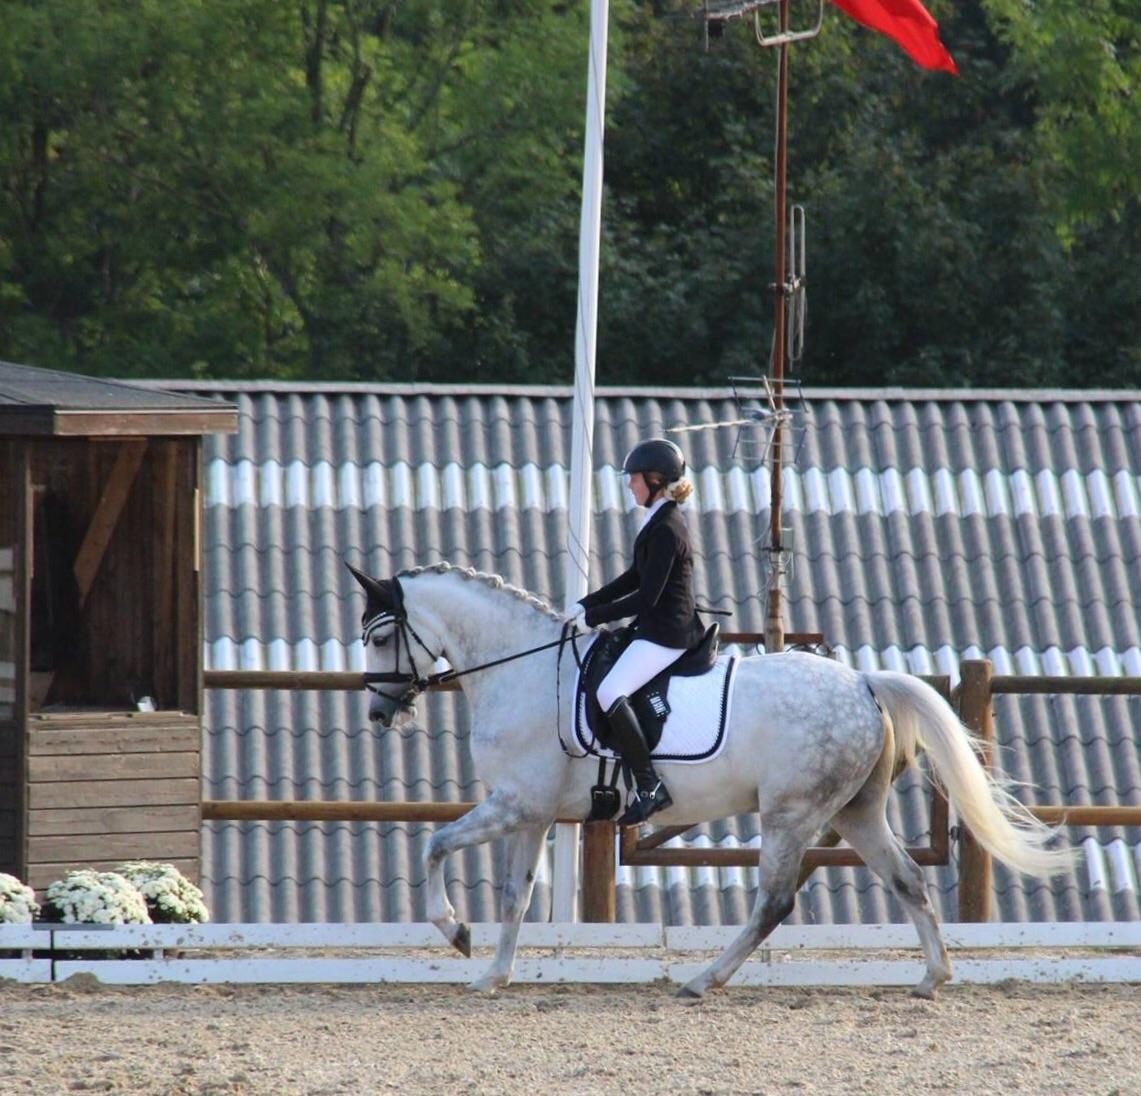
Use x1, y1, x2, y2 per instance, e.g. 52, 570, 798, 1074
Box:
604, 696, 673, 825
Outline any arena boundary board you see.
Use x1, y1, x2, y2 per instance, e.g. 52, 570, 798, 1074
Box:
1, 922, 1138, 987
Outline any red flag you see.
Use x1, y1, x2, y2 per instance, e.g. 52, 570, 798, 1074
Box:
830, 0, 959, 75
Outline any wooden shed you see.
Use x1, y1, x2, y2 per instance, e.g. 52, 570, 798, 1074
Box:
0, 361, 237, 888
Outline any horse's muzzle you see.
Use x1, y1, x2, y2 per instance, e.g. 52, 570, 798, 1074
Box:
369, 692, 416, 727
368, 693, 390, 725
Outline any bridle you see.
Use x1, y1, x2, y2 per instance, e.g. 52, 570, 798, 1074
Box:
361, 575, 572, 712
361, 577, 448, 710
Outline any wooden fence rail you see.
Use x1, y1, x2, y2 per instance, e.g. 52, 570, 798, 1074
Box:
202, 800, 477, 823
203, 660, 1141, 924
955, 665, 1141, 921
990, 675, 1141, 695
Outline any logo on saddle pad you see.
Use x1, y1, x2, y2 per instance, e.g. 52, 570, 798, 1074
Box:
574, 625, 738, 763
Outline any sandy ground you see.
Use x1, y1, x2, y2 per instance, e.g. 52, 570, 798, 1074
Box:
0, 978, 1136, 1096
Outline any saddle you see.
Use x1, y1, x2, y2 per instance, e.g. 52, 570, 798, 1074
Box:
578, 622, 720, 752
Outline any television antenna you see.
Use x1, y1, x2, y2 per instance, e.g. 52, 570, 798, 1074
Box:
667, 373, 810, 645
667, 374, 808, 467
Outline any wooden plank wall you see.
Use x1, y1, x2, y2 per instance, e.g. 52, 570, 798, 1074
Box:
0, 442, 28, 877
0, 720, 18, 876
24, 711, 201, 889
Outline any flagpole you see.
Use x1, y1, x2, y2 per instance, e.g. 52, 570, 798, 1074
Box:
553, 0, 610, 923
764, 0, 790, 655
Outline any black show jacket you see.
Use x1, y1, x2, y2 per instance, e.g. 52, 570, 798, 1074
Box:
579, 500, 705, 649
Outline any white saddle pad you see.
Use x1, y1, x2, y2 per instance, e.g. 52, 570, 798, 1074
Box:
573, 647, 739, 764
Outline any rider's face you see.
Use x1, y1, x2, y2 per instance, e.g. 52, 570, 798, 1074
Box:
626, 471, 652, 507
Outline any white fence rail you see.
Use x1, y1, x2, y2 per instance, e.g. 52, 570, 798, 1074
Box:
2, 922, 1139, 987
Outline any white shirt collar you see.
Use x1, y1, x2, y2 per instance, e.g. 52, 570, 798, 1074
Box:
638, 496, 669, 532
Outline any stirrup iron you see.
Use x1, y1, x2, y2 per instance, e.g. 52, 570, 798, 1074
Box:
618, 777, 673, 825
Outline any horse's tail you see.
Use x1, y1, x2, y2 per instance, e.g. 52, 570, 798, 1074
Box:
865, 670, 1075, 877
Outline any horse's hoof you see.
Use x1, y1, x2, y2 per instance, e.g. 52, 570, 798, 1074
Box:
676, 984, 704, 1001
469, 975, 503, 994
910, 982, 938, 1001
452, 922, 472, 958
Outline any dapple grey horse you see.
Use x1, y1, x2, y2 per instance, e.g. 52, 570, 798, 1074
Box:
350, 562, 1071, 997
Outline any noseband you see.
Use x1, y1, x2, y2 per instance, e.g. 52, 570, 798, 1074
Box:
361, 577, 445, 709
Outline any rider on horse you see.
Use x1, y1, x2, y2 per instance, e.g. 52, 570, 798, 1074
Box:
568, 438, 705, 824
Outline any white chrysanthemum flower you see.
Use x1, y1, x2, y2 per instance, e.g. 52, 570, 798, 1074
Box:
115, 861, 209, 924
42, 870, 151, 925
0, 872, 40, 924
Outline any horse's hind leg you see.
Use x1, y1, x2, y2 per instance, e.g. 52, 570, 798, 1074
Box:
423, 791, 527, 958
678, 812, 817, 1000
470, 821, 548, 993
831, 802, 952, 999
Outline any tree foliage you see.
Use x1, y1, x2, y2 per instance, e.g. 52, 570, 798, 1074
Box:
0, 0, 1136, 386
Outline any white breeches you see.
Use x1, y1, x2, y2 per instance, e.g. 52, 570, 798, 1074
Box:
597, 638, 687, 712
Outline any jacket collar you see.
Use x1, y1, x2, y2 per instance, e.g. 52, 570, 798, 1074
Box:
635, 497, 674, 540
638, 495, 670, 532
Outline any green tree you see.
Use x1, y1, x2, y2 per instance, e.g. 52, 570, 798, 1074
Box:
594, 0, 1138, 388
0, 0, 587, 379
792, 3, 1070, 386
982, 0, 1140, 232
597, 11, 775, 385
394, 0, 594, 382
0, 0, 1136, 386
981, 0, 1141, 385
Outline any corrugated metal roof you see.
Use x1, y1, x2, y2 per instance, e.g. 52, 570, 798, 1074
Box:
175, 382, 1140, 925
0, 361, 232, 413
0, 361, 237, 434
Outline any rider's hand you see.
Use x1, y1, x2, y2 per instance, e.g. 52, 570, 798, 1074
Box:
566, 604, 591, 632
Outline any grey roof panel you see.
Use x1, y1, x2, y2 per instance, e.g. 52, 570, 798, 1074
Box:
185, 383, 1140, 925
0, 361, 237, 435
0, 360, 224, 413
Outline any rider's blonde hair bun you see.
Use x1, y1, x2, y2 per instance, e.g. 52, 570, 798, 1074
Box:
666, 477, 694, 504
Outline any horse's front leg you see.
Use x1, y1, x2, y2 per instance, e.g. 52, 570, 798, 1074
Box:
424, 791, 529, 959
469, 821, 549, 994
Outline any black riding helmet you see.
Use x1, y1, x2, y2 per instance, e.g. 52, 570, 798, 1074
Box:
623, 438, 685, 482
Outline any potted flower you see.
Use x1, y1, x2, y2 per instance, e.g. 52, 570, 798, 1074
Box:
40, 870, 151, 926
115, 861, 209, 924
0, 873, 40, 924
0, 873, 39, 958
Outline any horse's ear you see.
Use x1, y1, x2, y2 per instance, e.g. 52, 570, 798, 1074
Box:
345, 562, 388, 604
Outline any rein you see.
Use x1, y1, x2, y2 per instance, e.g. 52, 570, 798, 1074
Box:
429, 635, 570, 688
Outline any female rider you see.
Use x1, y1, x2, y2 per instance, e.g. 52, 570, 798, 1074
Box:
568, 438, 704, 824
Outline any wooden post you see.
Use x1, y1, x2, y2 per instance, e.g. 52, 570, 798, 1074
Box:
581, 821, 616, 922
957, 659, 994, 922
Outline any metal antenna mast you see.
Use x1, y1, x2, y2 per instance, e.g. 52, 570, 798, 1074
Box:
767, 1, 792, 653
701, 0, 821, 652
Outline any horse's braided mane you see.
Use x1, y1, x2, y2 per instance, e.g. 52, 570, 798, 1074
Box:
397, 561, 563, 620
